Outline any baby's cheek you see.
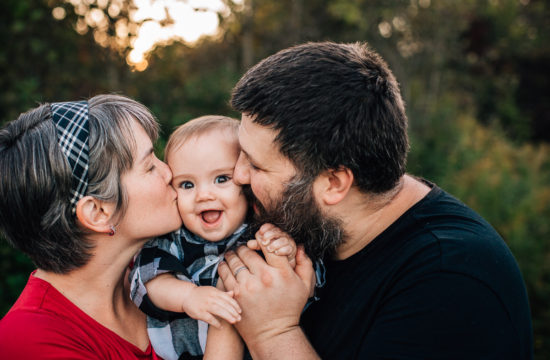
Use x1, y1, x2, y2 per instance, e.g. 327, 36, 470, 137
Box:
235, 194, 249, 221
176, 194, 194, 218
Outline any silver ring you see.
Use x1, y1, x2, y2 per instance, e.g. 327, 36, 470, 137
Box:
233, 266, 248, 278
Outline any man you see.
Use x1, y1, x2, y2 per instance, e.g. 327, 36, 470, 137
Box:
217, 42, 533, 359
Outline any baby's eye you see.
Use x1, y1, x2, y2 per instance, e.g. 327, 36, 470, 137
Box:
180, 181, 194, 189
215, 175, 230, 184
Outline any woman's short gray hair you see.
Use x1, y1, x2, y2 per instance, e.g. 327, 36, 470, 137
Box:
0, 94, 159, 273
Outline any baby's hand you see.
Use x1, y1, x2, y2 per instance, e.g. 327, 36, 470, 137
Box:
182, 285, 242, 328
248, 223, 297, 268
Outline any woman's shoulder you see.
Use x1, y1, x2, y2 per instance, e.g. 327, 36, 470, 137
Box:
1, 275, 92, 349
0, 302, 97, 358
0, 276, 154, 359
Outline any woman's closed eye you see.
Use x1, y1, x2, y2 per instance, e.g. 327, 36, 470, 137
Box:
145, 159, 156, 172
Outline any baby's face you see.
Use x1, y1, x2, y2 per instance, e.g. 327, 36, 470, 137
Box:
167, 129, 248, 242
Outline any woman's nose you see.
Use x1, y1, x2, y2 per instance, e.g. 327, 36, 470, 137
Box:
159, 159, 173, 184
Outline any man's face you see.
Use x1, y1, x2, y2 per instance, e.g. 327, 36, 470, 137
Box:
234, 114, 345, 259
234, 114, 297, 214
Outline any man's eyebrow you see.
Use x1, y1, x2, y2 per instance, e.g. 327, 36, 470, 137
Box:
241, 148, 259, 165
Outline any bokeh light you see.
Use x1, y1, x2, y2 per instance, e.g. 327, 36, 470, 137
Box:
127, 0, 225, 70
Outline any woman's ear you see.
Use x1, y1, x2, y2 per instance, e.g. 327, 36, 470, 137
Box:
75, 196, 116, 235
314, 167, 354, 206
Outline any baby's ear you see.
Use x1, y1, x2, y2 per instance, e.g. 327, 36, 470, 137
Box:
75, 196, 116, 235
314, 167, 354, 206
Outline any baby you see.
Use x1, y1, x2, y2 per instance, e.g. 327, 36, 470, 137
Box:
129, 116, 318, 359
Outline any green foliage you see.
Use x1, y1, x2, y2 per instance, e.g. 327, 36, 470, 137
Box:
442, 123, 550, 357
0, 239, 34, 315
0, 0, 129, 125
409, 102, 550, 358
131, 40, 241, 128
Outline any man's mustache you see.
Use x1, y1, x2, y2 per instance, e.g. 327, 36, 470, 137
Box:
242, 185, 264, 213
242, 185, 255, 204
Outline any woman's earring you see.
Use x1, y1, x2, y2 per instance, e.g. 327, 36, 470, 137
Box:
108, 225, 116, 236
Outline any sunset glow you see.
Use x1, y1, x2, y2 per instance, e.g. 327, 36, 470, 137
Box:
127, 0, 226, 69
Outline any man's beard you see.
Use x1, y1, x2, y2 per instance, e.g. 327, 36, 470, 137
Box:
244, 175, 345, 261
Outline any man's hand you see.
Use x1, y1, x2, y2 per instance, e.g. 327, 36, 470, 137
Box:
218, 242, 315, 352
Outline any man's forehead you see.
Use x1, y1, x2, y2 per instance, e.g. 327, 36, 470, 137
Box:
238, 114, 284, 160
239, 114, 274, 144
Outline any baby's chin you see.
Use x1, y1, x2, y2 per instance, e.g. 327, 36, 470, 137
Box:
198, 229, 234, 243
202, 235, 228, 243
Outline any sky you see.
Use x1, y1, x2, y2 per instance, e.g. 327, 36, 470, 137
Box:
53, 0, 240, 70
128, 0, 230, 68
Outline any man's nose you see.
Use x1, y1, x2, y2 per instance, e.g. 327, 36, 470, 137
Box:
233, 152, 250, 185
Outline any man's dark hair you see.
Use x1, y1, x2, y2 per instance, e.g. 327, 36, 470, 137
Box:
231, 41, 409, 193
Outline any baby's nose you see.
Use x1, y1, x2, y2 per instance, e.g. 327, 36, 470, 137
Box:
196, 186, 216, 202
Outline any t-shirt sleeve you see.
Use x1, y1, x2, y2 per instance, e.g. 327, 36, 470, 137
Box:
356, 272, 523, 359
304, 259, 326, 309
128, 231, 194, 320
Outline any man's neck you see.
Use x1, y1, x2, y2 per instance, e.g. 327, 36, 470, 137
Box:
334, 175, 430, 260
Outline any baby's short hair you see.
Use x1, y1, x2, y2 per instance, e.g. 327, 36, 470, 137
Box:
165, 115, 240, 160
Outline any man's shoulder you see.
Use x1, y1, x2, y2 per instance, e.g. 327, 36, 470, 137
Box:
395, 185, 529, 326
402, 183, 503, 249
396, 184, 517, 273
406, 184, 511, 264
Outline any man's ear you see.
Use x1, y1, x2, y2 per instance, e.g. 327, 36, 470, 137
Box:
314, 167, 354, 206
75, 196, 116, 234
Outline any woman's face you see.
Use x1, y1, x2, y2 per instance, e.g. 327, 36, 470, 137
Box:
117, 120, 182, 240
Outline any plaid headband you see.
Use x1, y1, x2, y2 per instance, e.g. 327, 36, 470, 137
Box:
50, 101, 90, 214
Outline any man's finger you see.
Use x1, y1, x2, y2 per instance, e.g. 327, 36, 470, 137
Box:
247, 239, 260, 250
218, 261, 237, 291
294, 246, 314, 288
224, 250, 251, 275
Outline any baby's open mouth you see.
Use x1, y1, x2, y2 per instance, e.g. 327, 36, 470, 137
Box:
201, 210, 222, 224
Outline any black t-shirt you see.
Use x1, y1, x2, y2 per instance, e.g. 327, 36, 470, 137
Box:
301, 184, 533, 359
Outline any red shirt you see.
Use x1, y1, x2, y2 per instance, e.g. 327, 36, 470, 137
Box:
0, 272, 161, 360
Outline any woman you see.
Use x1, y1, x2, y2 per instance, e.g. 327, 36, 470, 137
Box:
0, 95, 182, 358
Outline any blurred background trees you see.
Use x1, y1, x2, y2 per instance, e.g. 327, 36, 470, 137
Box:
1, 0, 549, 357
